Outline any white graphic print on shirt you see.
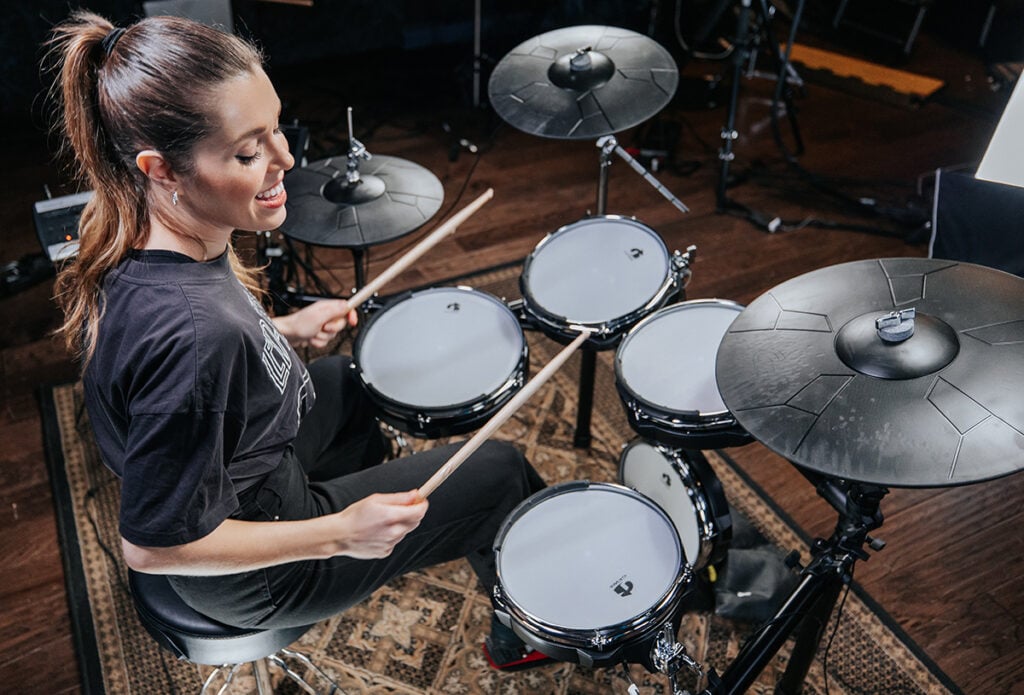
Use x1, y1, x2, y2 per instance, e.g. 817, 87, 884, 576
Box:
243, 291, 315, 420
259, 319, 293, 393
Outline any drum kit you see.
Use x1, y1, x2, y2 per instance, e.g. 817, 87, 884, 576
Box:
273, 21, 1024, 695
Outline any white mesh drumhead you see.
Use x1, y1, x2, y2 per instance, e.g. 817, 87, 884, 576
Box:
524, 218, 670, 324
357, 288, 523, 408
618, 301, 743, 416
620, 441, 701, 567
496, 484, 680, 630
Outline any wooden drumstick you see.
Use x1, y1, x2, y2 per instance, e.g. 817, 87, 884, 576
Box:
346, 188, 494, 311
417, 328, 593, 499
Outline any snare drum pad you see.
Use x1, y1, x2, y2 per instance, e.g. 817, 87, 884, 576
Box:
357, 287, 524, 409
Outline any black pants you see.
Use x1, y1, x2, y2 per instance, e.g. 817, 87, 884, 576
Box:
170, 356, 545, 629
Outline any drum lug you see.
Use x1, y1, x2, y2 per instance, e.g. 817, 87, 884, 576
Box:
628, 400, 647, 423
588, 631, 612, 650
380, 423, 414, 459
506, 297, 534, 330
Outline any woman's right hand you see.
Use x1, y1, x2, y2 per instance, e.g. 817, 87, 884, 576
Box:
333, 491, 428, 560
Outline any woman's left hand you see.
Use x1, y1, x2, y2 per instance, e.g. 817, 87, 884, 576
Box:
274, 299, 358, 348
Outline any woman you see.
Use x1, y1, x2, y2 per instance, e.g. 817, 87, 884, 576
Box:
47, 10, 547, 671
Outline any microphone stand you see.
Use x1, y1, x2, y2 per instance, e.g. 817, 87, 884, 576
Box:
716, 0, 755, 213
716, 0, 807, 218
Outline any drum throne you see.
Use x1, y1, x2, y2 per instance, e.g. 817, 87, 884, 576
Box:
128, 569, 342, 693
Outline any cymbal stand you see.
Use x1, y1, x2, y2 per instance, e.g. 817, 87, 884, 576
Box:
261, 107, 379, 307
344, 107, 371, 188
597, 136, 691, 215
342, 107, 374, 290
472, 0, 482, 108
700, 475, 887, 694
569, 141, 612, 448
572, 136, 693, 448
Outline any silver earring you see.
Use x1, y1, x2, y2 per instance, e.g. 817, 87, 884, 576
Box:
172, 190, 179, 206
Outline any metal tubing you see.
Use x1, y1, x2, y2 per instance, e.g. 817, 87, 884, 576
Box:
573, 141, 616, 448
704, 568, 842, 694
775, 578, 845, 694
717, 0, 753, 211
573, 349, 596, 448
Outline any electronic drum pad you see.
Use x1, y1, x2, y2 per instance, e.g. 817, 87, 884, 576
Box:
488, 25, 678, 140
280, 155, 444, 249
716, 258, 1024, 487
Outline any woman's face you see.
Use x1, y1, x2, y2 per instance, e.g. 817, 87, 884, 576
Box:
181, 67, 295, 235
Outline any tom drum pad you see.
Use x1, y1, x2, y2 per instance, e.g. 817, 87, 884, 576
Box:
353, 286, 527, 437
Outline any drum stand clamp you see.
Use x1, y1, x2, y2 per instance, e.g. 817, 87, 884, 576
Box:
617, 621, 704, 695
700, 474, 889, 695
672, 245, 698, 300
651, 622, 704, 695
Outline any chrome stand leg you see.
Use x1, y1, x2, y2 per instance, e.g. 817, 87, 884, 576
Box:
200, 663, 242, 695
276, 650, 348, 691
271, 647, 346, 694
253, 659, 274, 694
268, 653, 318, 694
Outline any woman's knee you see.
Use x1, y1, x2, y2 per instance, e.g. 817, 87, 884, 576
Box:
478, 439, 523, 464
307, 354, 353, 389
469, 440, 531, 488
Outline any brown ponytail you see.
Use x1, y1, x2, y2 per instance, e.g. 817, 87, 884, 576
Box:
45, 11, 266, 365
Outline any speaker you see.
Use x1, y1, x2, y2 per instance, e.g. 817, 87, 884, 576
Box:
929, 168, 1024, 277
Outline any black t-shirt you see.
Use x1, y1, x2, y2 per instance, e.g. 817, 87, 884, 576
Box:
83, 250, 313, 547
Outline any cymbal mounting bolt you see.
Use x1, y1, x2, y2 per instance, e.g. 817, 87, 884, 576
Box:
876, 308, 916, 343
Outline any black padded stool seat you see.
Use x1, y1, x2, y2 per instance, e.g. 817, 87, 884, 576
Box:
129, 570, 343, 693
129, 569, 309, 665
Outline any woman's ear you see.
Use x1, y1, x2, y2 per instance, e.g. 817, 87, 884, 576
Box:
135, 150, 178, 192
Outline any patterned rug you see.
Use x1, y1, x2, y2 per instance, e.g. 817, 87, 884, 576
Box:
41, 265, 960, 694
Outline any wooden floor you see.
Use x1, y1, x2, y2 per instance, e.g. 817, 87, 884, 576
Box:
2, 15, 1021, 694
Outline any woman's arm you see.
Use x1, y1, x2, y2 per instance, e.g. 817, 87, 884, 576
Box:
272, 298, 357, 349
121, 490, 427, 576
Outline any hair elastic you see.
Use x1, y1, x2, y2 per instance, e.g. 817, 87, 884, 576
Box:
101, 27, 126, 57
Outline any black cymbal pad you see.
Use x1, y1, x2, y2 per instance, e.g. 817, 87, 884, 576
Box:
716, 258, 1024, 488
488, 25, 678, 140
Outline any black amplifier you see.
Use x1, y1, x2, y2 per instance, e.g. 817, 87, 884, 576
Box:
33, 190, 92, 262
